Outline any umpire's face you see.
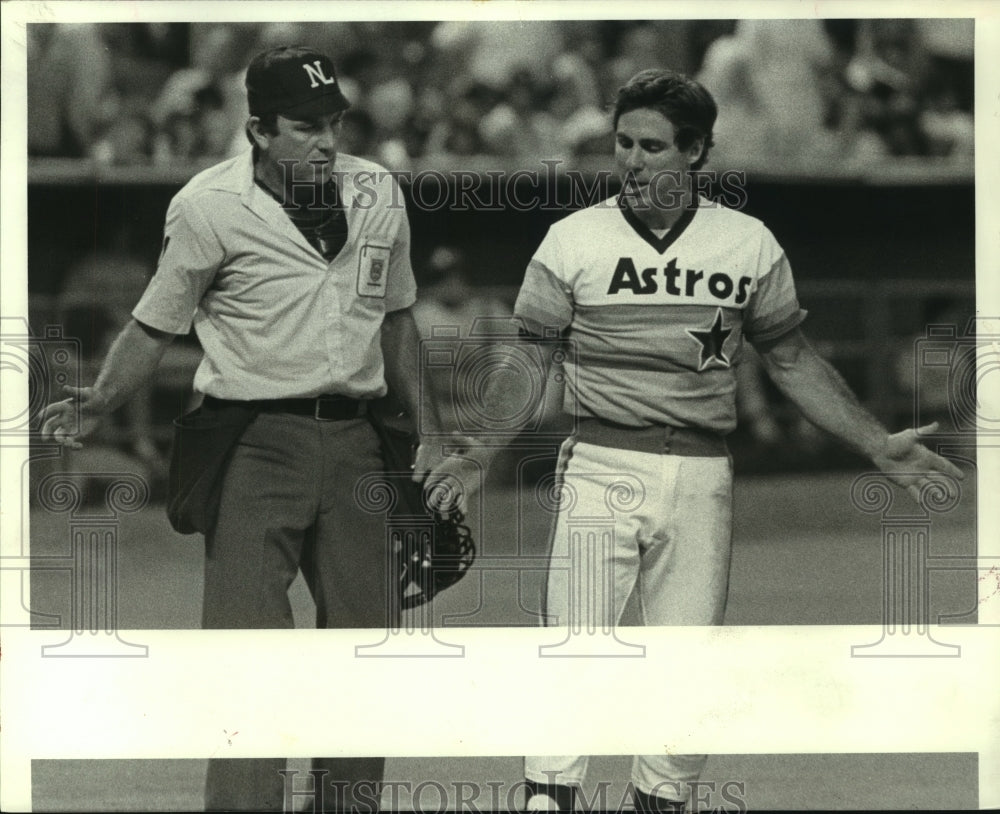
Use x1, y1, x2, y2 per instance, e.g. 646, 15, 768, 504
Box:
254, 111, 344, 187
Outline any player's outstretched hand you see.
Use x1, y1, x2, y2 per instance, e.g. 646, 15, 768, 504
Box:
38, 385, 106, 449
414, 434, 490, 515
872, 421, 965, 505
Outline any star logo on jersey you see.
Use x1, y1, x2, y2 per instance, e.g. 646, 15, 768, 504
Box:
686, 308, 733, 371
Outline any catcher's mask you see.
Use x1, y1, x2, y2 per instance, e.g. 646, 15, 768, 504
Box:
393, 507, 475, 610
366, 396, 476, 610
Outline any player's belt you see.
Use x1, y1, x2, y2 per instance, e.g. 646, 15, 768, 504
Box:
204, 395, 367, 421
575, 417, 728, 457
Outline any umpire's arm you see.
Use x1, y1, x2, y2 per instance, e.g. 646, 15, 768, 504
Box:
754, 326, 963, 502
380, 306, 434, 428
39, 319, 175, 449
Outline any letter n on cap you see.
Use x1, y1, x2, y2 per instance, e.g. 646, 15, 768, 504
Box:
302, 60, 336, 88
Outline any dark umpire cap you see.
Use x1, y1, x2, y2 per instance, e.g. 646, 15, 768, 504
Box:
246, 45, 351, 119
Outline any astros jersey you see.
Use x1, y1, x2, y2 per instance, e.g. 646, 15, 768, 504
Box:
133, 150, 416, 400
514, 195, 806, 433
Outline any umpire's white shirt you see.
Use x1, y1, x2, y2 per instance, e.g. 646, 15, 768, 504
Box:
133, 149, 416, 400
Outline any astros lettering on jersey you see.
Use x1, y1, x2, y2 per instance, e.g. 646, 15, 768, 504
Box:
514, 194, 807, 433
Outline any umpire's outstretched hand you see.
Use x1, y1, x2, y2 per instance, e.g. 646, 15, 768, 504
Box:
39, 385, 106, 449
872, 421, 965, 505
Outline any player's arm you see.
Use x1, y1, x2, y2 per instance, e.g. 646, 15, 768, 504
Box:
39, 318, 175, 449
754, 326, 963, 501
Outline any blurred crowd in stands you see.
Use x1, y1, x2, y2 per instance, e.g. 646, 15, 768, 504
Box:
28, 18, 974, 169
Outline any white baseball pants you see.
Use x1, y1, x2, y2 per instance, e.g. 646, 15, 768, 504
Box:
525, 437, 733, 801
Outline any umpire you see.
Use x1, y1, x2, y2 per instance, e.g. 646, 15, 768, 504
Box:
40, 45, 435, 812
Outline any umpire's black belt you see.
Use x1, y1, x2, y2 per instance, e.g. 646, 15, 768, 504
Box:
575, 417, 728, 458
203, 394, 367, 421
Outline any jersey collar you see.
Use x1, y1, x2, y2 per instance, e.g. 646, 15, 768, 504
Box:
617, 193, 699, 254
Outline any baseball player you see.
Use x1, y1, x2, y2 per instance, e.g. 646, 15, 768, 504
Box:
40, 45, 444, 812
427, 68, 963, 812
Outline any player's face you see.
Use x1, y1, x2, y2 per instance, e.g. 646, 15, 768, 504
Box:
258, 112, 344, 187
615, 108, 702, 211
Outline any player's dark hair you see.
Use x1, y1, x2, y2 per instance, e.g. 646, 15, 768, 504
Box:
613, 69, 717, 170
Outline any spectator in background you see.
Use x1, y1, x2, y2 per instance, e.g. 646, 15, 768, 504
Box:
92, 111, 153, 166
548, 53, 614, 159
842, 19, 931, 157
832, 18, 971, 160
606, 21, 696, 89
28, 24, 113, 158
424, 80, 497, 156
915, 19, 974, 158
149, 24, 256, 162
434, 34, 613, 163
89, 23, 192, 164
398, 84, 447, 159
333, 28, 436, 164
697, 19, 844, 166
478, 69, 561, 158
429, 19, 566, 93
30, 20, 975, 166
556, 20, 608, 78
365, 77, 417, 170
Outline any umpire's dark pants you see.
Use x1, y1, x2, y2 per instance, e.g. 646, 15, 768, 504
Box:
202, 411, 391, 812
